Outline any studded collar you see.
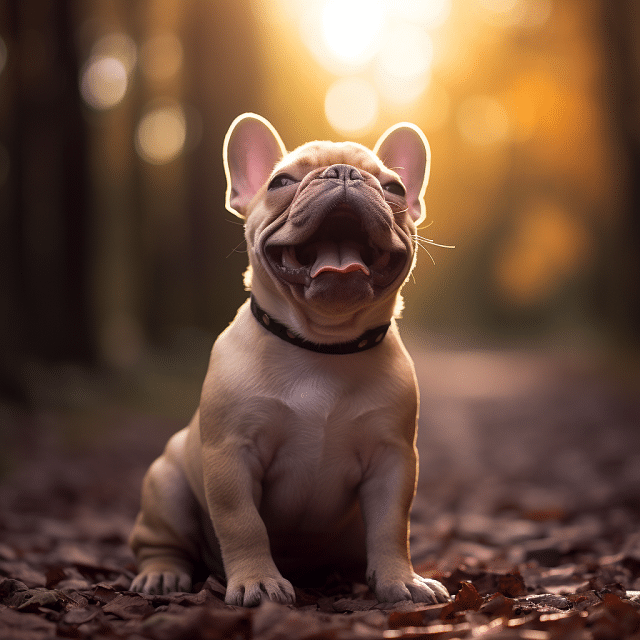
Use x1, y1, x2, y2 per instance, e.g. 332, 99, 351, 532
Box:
250, 295, 390, 355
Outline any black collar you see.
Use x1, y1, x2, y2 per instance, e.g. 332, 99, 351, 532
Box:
250, 295, 390, 355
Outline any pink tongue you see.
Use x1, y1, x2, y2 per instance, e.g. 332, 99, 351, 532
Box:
310, 240, 370, 278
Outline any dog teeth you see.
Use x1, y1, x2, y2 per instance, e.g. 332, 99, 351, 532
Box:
282, 246, 303, 270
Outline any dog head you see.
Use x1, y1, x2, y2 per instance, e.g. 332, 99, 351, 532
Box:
223, 114, 430, 344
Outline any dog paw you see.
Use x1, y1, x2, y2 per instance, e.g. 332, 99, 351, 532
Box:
130, 571, 192, 595
225, 575, 296, 607
370, 571, 450, 604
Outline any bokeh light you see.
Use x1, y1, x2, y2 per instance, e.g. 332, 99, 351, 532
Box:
495, 201, 592, 305
80, 56, 128, 110
294, 0, 461, 134
321, 0, 385, 65
140, 32, 183, 82
457, 95, 511, 146
135, 104, 187, 165
504, 71, 557, 142
324, 77, 378, 136
374, 22, 433, 107
375, 67, 431, 108
377, 23, 434, 81
79, 32, 137, 111
474, 0, 549, 28
300, 0, 385, 75
92, 32, 137, 75
388, 0, 452, 28
420, 82, 451, 131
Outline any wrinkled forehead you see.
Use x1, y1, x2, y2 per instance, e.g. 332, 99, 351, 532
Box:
273, 141, 388, 176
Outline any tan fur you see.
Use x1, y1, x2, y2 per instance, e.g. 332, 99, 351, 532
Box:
129, 114, 450, 607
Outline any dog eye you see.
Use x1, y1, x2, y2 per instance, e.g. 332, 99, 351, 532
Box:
268, 174, 298, 190
383, 181, 406, 198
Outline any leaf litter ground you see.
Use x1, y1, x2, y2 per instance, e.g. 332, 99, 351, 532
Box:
1, 348, 639, 639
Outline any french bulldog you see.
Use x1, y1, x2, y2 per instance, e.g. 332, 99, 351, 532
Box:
129, 113, 450, 607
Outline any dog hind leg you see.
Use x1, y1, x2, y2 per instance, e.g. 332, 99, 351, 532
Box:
129, 452, 201, 594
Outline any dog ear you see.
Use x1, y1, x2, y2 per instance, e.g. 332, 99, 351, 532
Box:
373, 123, 430, 226
223, 113, 287, 218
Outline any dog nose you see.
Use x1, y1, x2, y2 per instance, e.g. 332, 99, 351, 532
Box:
321, 164, 364, 182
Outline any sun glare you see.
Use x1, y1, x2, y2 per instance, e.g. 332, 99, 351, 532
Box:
388, 0, 452, 28
271, 0, 553, 136
302, 0, 453, 133
321, 0, 385, 65
377, 23, 434, 80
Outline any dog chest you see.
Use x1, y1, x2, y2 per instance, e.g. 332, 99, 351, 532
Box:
257, 385, 366, 524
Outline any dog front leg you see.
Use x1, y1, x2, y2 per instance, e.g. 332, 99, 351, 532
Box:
360, 441, 450, 604
202, 444, 295, 607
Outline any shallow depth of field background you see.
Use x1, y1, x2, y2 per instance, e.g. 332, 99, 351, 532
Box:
0, 0, 639, 425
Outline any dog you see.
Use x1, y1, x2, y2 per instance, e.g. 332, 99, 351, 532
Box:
129, 113, 450, 607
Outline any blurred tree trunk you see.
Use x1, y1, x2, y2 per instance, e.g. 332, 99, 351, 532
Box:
600, 1, 640, 344
1, 0, 93, 388
183, 0, 263, 336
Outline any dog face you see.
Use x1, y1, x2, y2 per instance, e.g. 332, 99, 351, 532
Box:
223, 114, 430, 335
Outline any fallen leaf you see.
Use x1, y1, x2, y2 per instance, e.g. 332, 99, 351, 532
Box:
102, 593, 155, 620
0, 604, 57, 637
440, 582, 483, 620
480, 593, 515, 618
387, 604, 448, 629
332, 597, 378, 612
14, 587, 75, 613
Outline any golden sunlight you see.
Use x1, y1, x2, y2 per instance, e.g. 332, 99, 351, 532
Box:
377, 23, 434, 81
495, 200, 592, 305
457, 95, 511, 146
389, 0, 452, 28
299, 0, 452, 134
474, 0, 551, 28
374, 22, 434, 106
321, 0, 385, 65
324, 77, 378, 136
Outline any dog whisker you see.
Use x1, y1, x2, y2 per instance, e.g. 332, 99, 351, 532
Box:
412, 234, 454, 267
413, 234, 455, 250
414, 240, 436, 266
226, 239, 248, 259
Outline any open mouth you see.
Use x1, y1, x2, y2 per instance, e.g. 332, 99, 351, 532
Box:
265, 209, 408, 289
